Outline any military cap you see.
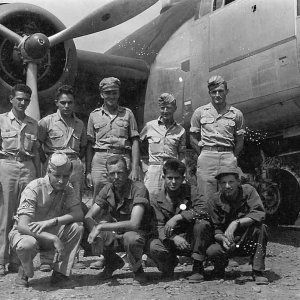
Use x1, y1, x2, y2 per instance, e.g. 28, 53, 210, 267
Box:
48, 152, 72, 174
207, 75, 227, 91
158, 93, 176, 106
99, 77, 121, 91
215, 166, 240, 180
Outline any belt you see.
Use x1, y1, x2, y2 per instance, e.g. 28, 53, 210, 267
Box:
148, 161, 164, 166
202, 146, 233, 152
1, 153, 32, 162
94, 148, 131, 155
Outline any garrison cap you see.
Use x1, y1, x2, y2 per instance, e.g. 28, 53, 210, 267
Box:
158, 93, 176, 106
207, 75, 227, 91
99, 77, 121, 91
48, 152, 72, 174
215, 166, 240, 180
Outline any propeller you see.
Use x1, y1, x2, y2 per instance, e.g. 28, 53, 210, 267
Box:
0, 0, 159, 120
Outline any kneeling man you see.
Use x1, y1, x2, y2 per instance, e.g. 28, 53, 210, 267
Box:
206, 166, 269, 285
149, 159, 211, 282
9, 153, 84, 287
86, 155, 150, 283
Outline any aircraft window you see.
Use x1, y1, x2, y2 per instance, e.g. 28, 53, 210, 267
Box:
213, 0, 223, 11
225, 0, 235, 4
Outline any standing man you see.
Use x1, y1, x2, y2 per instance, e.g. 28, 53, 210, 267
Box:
86, 77, 140, 200
9, 153, 84, 288
205, 166, 269, 285
0, 84, 40, 276
140, 93, 186, 197
149, 158, 211, 282
38, 84, 87, 271
190, 75, 245, 200
85, 155, 150, 284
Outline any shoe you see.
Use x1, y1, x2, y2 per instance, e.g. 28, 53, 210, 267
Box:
0, 264, 5, 276
15, 266, 29, 287
50, 270, 75, 288
133, 267, 147, 284
73, 261, 87, 270
90, 258, 105, 270
187, 260, 205, 283
40, 263, 52, 272
252, 271, 269, 285
8, 262, 19, 273
98, 255, 125, 280
212, 266, 226, 279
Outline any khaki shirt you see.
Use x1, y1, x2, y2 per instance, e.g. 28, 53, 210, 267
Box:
140, 117, 186, 163
0, 110, 38, 157
190, 103, 245, 148
38, 110, 87, 155
16, 175, 80, 222
87, 106, 139, 150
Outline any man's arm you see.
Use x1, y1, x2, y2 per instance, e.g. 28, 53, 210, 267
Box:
84, 203, 106, 232
234, 134, 244, 157
190, 132, 201, 155
85, 141, 94, 188
130, 137, 140, 181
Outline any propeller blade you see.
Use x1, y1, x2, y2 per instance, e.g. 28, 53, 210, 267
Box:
0, 24, 22, 45
25, 62, 40, 120
49, 0, 159, 46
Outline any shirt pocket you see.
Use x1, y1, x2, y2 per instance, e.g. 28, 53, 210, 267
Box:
149, 136, 163, 154
200, 117, 215, 125
48, 129, 65, 148
94, 121, 109, 141
1, 131, 18, 150
70, 133, 81, 151
115, 119, 129, 138
24, 133, 37, 152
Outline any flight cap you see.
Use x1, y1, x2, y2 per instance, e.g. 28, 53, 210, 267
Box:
99, 77, 121, 92
48, 152, 72, 174
207, 75, 227, 91
158, 93, 176, 106
215, 166, 240, 180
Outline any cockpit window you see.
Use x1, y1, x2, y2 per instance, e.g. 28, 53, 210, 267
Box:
213, 0, 223, 11
225, 0, 235, 5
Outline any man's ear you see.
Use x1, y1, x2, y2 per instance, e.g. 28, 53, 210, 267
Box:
9, 95, 13, 103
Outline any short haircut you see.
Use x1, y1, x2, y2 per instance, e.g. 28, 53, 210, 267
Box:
163, 158, 186, 176
106, 155, 127, 171
11, 84, 32, 97
217, 172, 239, 181
55, 85, 74, 100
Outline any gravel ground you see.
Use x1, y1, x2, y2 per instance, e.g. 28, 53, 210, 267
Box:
0, 226, 299, 300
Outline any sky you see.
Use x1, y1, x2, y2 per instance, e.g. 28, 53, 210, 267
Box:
1, 0, 161, 52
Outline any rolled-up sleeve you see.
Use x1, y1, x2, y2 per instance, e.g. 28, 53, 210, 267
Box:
132, 183, 149, 209
235, 110, 245, 137
190, 108, 201, 133
87, 114, 95, 141
128, 110, 139, 139
17, 188, 37, 219
244, 186, 265, 223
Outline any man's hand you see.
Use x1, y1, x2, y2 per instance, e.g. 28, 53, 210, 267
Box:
28, 219, 55, 234
52, 236, 64, 261
224, 221, 239, 243
172, 235, 191, 251
164, 216, 178, 238
215, 233, 233, 251
129, 168, 140, 182
86, 172, 93, 188
88, 225, 102, 244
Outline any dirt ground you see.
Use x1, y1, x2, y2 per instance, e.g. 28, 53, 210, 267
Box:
0, 226, 299, 300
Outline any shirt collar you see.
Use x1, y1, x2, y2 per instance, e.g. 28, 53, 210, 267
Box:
100, 105, 125, 115
56, 109, 78, 121
44, 175, 54, 195
8, 110, 34, 124
157, 116, 177, 126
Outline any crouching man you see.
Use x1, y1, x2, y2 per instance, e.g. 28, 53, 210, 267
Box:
85, 155, 151, 284
149, 159, 212, 282
205, 166, 269, 285
9, 153, 84, 287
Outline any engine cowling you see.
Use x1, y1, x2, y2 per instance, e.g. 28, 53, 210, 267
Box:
0, 3, 77, 118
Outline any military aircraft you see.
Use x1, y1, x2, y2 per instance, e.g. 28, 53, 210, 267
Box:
0, 0, 299, 225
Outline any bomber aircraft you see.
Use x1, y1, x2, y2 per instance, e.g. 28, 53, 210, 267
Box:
0, 0, 299, 225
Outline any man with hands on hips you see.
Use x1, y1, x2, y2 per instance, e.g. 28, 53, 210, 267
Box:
9, 153, 84, 288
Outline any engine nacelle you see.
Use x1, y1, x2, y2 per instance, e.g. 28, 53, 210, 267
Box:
0, 3, 77, 118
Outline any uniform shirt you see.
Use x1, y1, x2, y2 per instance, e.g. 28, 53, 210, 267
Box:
95, 179, 150, 232
0, 110, 38, 157
87, 105, 139, 150
16, 175, 80, 222
190, 103, 245, 148
151, 183, 209, 241
140, 117, 186, 163
38, 110, 87, 155
206, 184, 265, 236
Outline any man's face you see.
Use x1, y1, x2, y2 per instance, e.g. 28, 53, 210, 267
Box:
107, 161, 128, 189
159, 103, 176, 122
55, 93, 75, 117
48, 168, 72, 191
163, 170, 184, 192
101, 89, 120, 109
10, 91, 31, 113
209, 84, 228, 106
219, 174, 240, 199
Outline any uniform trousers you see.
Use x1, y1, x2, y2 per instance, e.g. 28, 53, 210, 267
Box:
197, 150, 237, 200
149, 220, 213, 274
0, 159, 36, 265
206, 224, 268, 272
144, 164, 164, 198
9, 222, 83, 277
